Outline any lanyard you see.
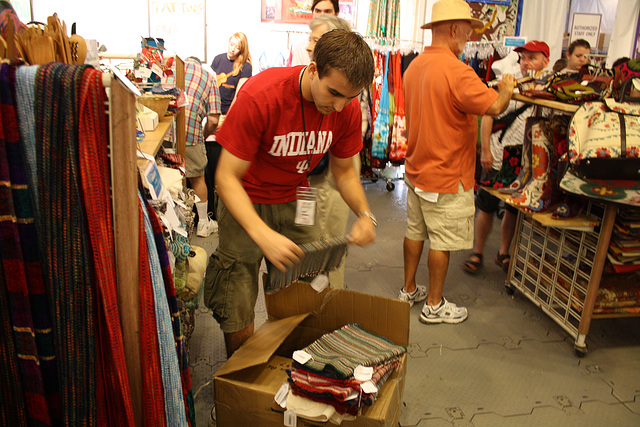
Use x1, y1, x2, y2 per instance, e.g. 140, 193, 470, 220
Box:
298, 67, 324, 173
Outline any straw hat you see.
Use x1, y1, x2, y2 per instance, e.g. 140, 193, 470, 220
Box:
421, 0, 483, 30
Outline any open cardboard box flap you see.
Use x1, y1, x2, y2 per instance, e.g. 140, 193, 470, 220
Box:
215, 312, 310, 377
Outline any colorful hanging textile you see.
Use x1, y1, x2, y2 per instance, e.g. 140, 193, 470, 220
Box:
389, 52, 407, 162
77, 67, 135, 426
371, 52, 391, 160
34, 62, 96, 425
371, 50, 385, 125
0, 61, 53, 426
138, 201, 168, 427
140, 192, 188, 427
143, 196, 195, 426
366, 0, 400, 38
14, 65, 39, 212
0, 266, 28, 426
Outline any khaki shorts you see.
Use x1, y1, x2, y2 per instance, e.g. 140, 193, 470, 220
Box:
185, 143, 207, 178
405, 178, 475, 252
204, 196, 320, 333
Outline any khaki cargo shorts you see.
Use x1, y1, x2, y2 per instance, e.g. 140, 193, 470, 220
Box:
204, 196, 319, 333
405, 178, 474, 252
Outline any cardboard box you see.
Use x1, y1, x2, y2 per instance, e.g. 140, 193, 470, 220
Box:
214, 282, 410, 426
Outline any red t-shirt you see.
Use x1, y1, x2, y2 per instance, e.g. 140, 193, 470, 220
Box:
217, 66, 362, 204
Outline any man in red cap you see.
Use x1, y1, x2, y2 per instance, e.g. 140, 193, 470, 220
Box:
463, 40, 549, 275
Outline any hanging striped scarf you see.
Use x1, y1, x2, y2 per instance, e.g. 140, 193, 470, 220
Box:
0, 63, 29, 427
34, 62, 96, 425
14, 66, 39, 211
138, 200, 167, 427
140, 192, 188, 427
0, 61, 60, 425
77, 67, 135, 425
14, 62, 63, 426
143, 198, 195, 426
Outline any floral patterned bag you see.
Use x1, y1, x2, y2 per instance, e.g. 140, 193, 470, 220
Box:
567, 80, 640, 180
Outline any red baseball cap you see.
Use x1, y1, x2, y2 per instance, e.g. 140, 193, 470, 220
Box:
514, 41, 550, 58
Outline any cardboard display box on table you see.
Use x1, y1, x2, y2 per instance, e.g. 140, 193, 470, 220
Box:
213, 281, 410, 426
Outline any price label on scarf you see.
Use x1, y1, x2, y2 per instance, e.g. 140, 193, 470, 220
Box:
310, 274, 329, 292
284, 409, 297, 427
274, 382, 289, 408
293, 350, 312, 365
354, 365, 374, 381
361, 380, 378, 394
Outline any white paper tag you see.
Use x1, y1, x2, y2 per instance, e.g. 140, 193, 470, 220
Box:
284, 409, 297, 427
150, 62, 164, 79
292, 350, 312, 365
344, 390, 358, 401
353, 365, 373, 382
135, 67, 152, 79
274, 383, 289, 408
310, 274, 329, 292
361, 380, 378, 394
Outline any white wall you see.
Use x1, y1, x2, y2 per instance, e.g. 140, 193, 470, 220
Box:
21, 0, 635, 72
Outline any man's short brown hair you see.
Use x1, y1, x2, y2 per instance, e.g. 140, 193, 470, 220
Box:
313, 30, 374, 90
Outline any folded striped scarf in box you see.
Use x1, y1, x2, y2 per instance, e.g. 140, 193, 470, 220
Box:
289, 357, 401, 402
289, 363, 398, 416
294, 323, 406, 379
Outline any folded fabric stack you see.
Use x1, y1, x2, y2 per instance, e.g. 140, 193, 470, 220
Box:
607, 206, 640, 273
286, 323, 406, 421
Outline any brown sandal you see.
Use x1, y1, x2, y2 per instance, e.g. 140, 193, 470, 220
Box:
463, 252, 483, 274
495, 252, 511, 274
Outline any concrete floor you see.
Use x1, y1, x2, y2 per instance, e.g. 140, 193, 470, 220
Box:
189, 178, 640, 427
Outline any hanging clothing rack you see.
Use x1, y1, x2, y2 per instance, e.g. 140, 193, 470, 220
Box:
364, 36, 423, 54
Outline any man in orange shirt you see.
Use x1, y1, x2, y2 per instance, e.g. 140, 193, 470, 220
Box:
398, 0, 515, 324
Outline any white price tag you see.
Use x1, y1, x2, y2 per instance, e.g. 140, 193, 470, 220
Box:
274, 383, 289, 408
354, 365, 373, 382
310, 274, 329, 292
361, 380, 378, 394
284, 409, 297, 427
292, 350, 312, 365
150, 62, 164, 79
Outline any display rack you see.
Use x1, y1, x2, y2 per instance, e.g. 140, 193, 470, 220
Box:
481, 95, 639, 356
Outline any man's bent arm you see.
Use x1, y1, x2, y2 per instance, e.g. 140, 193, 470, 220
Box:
215, 149, 304, 271
485, 74, 515, 116
330, 154, 376, 246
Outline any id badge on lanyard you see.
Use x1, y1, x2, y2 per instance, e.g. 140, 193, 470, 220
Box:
295, 186, 317, 226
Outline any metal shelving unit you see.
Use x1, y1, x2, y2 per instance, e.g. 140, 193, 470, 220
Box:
506, 201, 616, 355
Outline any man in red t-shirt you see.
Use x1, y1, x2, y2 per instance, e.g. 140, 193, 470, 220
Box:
399, 0, 515, 323
204, 30, 377, 357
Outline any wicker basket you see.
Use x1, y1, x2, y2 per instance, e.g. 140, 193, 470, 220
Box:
137, 94, 173, 117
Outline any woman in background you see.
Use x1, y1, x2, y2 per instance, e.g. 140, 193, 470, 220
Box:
206, 32, 252, 220
561, 39, 591, 73
211, 32, 252, 116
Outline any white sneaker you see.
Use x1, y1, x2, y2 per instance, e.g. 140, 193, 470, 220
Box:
420, 297, 468, 324
197, 218, 218, 237
397, 285, 427, 307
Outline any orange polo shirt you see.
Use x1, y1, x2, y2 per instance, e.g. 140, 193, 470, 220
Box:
404, 46, 499, 193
